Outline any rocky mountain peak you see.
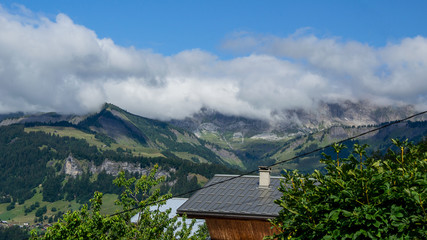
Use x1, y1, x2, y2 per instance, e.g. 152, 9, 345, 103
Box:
169, 100, 421, 139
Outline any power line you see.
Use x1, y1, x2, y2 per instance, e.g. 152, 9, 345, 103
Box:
109, 110, 427, 217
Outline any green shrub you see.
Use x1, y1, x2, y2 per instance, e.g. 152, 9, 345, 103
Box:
35, 206, 47, 218
269, 139, 427, 239
31, 165, 209, 240
6, 202, 15, 211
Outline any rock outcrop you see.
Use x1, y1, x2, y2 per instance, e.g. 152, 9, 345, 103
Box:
63, 155, 170, 179
63, 155, 83, 177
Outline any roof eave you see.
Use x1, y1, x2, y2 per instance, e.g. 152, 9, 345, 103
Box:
177, 210, 278, 221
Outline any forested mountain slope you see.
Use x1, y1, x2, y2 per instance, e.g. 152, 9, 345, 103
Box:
0, 124, 238, 214
169, 101, 427, 172
0, 103, 244, 168
0, 102, 426, 225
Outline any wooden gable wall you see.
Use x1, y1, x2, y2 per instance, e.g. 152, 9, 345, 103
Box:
205, 218, 277, 240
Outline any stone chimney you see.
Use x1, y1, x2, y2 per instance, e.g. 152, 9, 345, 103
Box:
258, 166, 271, 188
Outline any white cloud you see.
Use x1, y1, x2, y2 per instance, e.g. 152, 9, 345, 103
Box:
0, 6, 426, 120
221, 32, 427, 109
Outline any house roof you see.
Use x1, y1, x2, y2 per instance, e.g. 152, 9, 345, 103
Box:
176, 174, 283, 220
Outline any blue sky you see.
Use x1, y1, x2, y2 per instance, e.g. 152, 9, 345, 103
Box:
3, 0, 426, 56
0, 1, 426, 120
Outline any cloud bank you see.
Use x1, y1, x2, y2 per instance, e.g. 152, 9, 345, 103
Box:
1, 6, 426, 120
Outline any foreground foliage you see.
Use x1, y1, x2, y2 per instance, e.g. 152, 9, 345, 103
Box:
269, 139, 427, 239
0, 225, 29, 240
30, 165, 208, 239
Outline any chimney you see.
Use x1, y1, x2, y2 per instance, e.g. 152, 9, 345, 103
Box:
258, 166, 271, 188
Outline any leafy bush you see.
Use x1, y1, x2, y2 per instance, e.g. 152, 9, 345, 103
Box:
31, 165, 209, 240
35, 206, 47, 218
6, 202, 15, 211
269, 139, 427, 239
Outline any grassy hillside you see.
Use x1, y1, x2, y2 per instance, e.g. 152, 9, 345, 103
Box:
0, 123, 241, 225
74, 103, 244, 168
0, 189, 120, 225
25, 126, 164, 158
196, 121, 427, 173
269, 121, 427, 173
0, 190, 82, 225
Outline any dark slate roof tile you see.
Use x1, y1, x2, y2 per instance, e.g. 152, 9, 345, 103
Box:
177, 174, 283, 219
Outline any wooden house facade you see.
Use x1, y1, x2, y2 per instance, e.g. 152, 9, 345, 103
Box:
177, 167, 282, 240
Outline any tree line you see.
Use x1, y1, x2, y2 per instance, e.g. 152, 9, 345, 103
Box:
0, 125, 238, 204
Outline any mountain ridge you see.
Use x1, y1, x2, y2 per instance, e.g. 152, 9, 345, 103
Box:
169, 100, 420, 140
1, 101, 426, 172
0, 103, 245, 168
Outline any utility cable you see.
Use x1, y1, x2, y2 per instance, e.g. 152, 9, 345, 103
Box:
108, 110, 427, 217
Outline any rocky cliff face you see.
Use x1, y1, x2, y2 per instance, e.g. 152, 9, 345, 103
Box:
169, 100, 421, 140
63, 155, 170, 178
0, 117, 25, 126
169, 108, 270, 138
279, 100, 417, 131
0, 112, 82, 126
64, 156, 83, 177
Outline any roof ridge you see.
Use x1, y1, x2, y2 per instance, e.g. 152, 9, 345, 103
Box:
214, 174, 283, 179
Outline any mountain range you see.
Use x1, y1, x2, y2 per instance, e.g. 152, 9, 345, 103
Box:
1, 100, 427, 224
1, 100, 426, 172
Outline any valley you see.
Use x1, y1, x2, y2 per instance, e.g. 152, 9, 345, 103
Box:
0, 101, 427, 225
